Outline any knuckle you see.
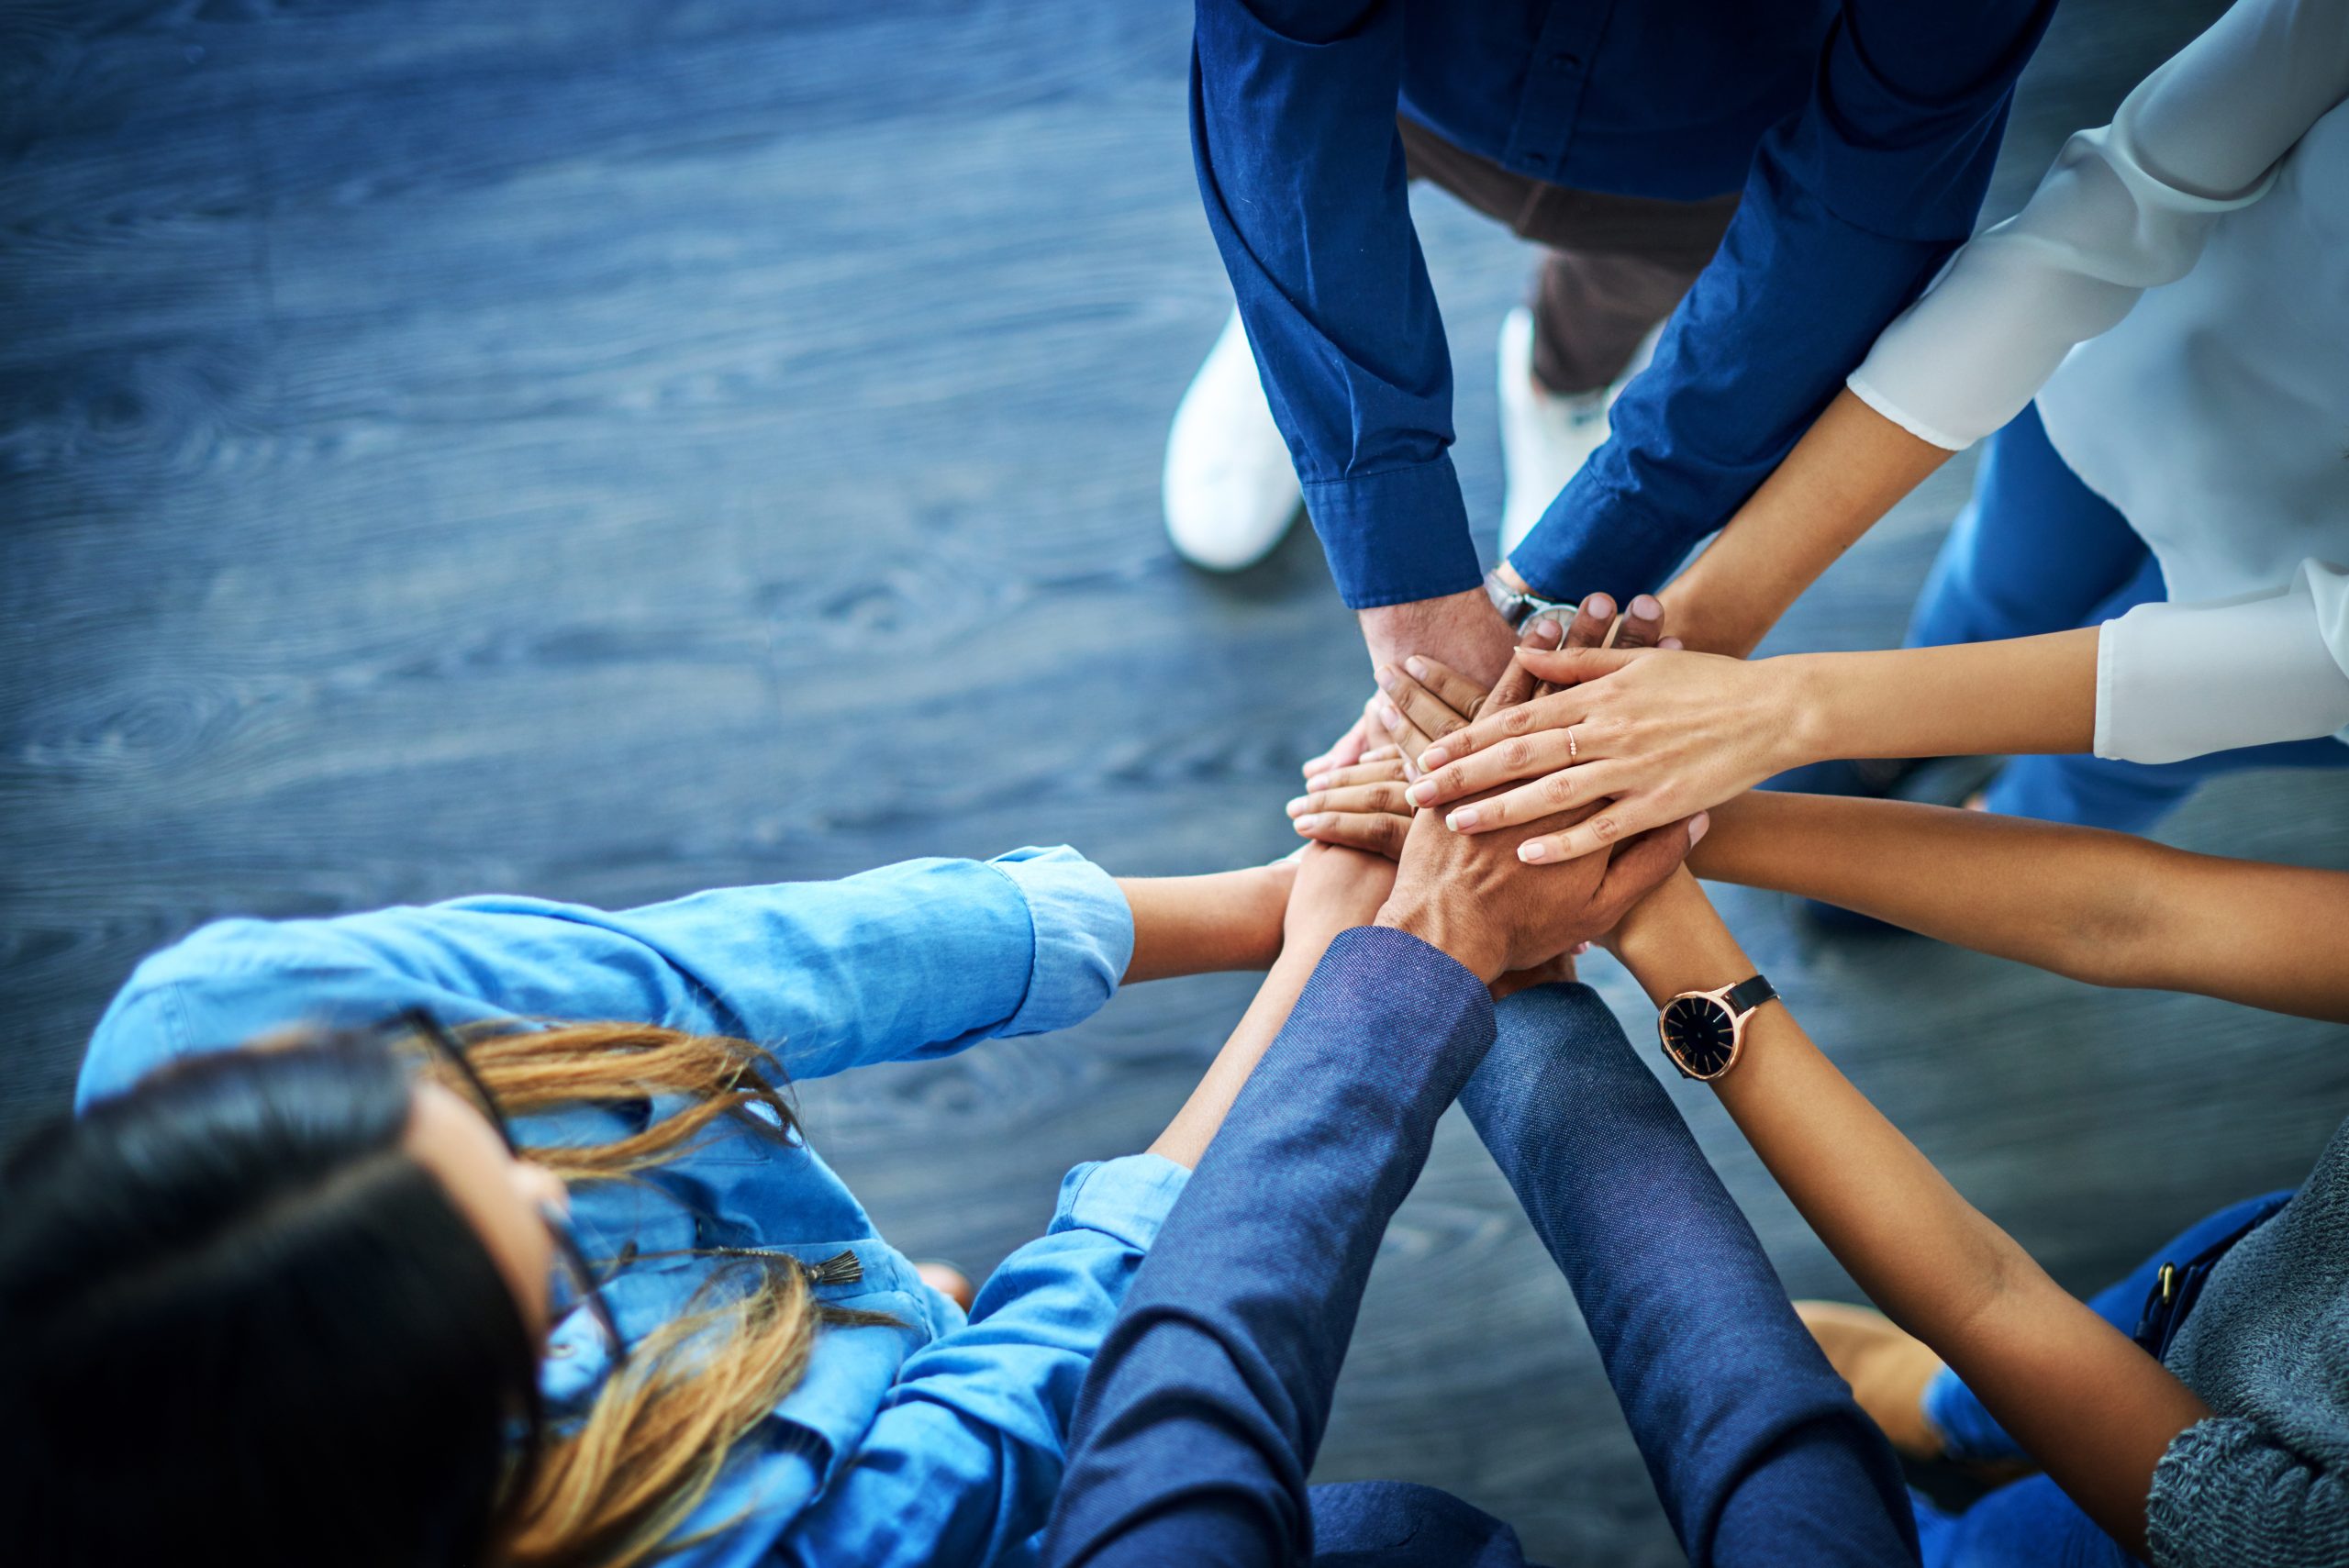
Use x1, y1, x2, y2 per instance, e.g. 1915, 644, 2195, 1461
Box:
1589, 815, 1622, 844
1437, 763, 1468, 796
1540, 773, 1577, 807
1499, 737, 1535, 771
1500, 707, 1533, 738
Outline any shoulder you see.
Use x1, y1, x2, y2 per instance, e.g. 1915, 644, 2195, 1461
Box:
76, 912, 438, 1109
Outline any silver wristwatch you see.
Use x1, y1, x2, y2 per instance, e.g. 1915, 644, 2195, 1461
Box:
1484, 566, 1578, 632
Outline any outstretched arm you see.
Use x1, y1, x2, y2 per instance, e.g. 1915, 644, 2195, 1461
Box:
1609, 873, 2212, 1560
1689, 792, 2349, 1022
1402, 631, 2096, 863
1661, 0, 2349, 659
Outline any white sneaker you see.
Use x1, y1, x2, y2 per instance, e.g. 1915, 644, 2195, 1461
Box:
1496, 307, 1660, 560
1163, 308, 1304, 572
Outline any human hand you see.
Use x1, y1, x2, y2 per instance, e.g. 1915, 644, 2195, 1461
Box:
1363, 592, 1678, 773
1282, 841, 1399, 952
1373, 786, 1702, 983
1286, 594, 1677, 855
1407, 644, 1800, 864
1301, 586, 1520, 778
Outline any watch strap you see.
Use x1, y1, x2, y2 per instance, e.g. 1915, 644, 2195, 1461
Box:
1723, 974, 1777, 1018
1483, 568, 1576, 631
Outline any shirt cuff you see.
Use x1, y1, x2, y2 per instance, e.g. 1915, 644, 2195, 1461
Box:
1507, 468, 1706, 605
1051, 1153, 1193, 1251
985, 847, 1134, 1036
1301, 457, 1484, 610
1844, 368, 1973, 452
2096, 571, 2349, 764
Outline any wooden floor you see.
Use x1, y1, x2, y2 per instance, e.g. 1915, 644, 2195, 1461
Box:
4, 1, 2340, 1560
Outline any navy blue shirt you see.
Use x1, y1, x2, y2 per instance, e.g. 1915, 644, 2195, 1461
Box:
1192, 0, 2056, 608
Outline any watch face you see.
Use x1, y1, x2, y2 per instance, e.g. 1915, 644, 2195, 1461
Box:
1661, 995, 1737, 1079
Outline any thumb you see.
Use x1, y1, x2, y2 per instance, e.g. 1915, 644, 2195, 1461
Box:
1592, 811, 1705, 918
1514, 645, 1644, 687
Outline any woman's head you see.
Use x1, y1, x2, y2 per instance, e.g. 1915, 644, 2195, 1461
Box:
0, 1034, 546, 1568
1, 1018, 864, 1568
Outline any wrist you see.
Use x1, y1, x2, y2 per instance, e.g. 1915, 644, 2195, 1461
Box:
1358, 588, 1515, 685
1766, 654, 1834, 772
1372, 897, 1506, 983
1611, 878, 1751, 1005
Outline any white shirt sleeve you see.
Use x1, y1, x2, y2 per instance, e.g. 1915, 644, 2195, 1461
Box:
1847, 0, 2349, 451
2096, 561, 2349, 764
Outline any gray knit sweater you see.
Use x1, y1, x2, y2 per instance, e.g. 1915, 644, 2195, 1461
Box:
2152, 1114, 2349, 1568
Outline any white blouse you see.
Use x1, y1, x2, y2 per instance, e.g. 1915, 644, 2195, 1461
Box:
1846, 0, 2349, 765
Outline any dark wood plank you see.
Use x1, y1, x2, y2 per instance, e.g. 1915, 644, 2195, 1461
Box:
3, 2, 2331, 1562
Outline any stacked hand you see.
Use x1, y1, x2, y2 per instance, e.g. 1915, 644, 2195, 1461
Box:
1279, 596, 1705, 984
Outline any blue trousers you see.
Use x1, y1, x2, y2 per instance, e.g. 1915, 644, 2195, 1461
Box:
1909, 1190, 2294, 1568
1908, 402, 2348, 830
1307, 986, 1917, 1566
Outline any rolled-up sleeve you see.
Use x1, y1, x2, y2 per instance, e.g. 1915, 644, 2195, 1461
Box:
79, 846, 1134, 1106
2095, 562, 2349, 764
2147, 1415, 2349, 1568
776, 1155, 1190, 1568
1847, 0, 2347, 453
985, 848, 1136, 1039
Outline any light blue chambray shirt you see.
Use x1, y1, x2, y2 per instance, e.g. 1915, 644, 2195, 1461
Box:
75, 847, 1193, 1568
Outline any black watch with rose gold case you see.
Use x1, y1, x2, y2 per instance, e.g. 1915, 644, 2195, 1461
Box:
1657, 974, 1778, 1081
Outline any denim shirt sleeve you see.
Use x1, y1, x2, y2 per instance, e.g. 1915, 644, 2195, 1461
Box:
77, 846, 1133, 1106
774, 1155, 1190, 1568
1508, 0, 2057, 604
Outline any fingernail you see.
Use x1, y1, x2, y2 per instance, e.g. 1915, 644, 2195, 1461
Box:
1285, 795, 1313, 817
1585, 593, 1615, 621
1446, 806, 1480, 831
1404, 655, 1428, 678
1659, 637, 1684, 651
1631, 595, 1662, 620
1295, 814, 1325, 831
1375, 665, 1399, 693
1406, 781, 1434, 806
1519, 841, 1550, 862
1688, 811, 1710, 846
1572, 940, 1592, 955
1528, 618, 1563, 646
1379, 701, 1402, 728
1419, 746, 1448, 769
1306, 773, 1333, 791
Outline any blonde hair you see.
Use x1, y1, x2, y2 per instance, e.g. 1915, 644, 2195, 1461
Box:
435, 1022, 884, 1568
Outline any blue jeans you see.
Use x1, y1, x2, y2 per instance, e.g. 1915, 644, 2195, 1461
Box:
1308, 985, 1918, 1566
1907, 402, 2348, 831
1909, 1190, 2295, 1568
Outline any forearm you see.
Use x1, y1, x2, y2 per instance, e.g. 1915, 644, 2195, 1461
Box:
1119, 866, 1289, 984
1773, 628, 2098, 764
1615, 878, 2210, 1556
1661, 390, 1953, 657
1146, 933, 1328, 1168
1047, 929, 1497, 1567
1461, 987, 1914, 1566
1692, 793, 2349, 1021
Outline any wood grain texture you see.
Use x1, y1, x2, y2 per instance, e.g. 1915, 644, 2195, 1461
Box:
3, 1, 2337, 1562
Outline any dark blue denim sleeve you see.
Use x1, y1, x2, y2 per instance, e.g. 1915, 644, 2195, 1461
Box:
1041, 926, 1498, 1566
1459, 984, 1920, 1568
1502, 0, 2059, 604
